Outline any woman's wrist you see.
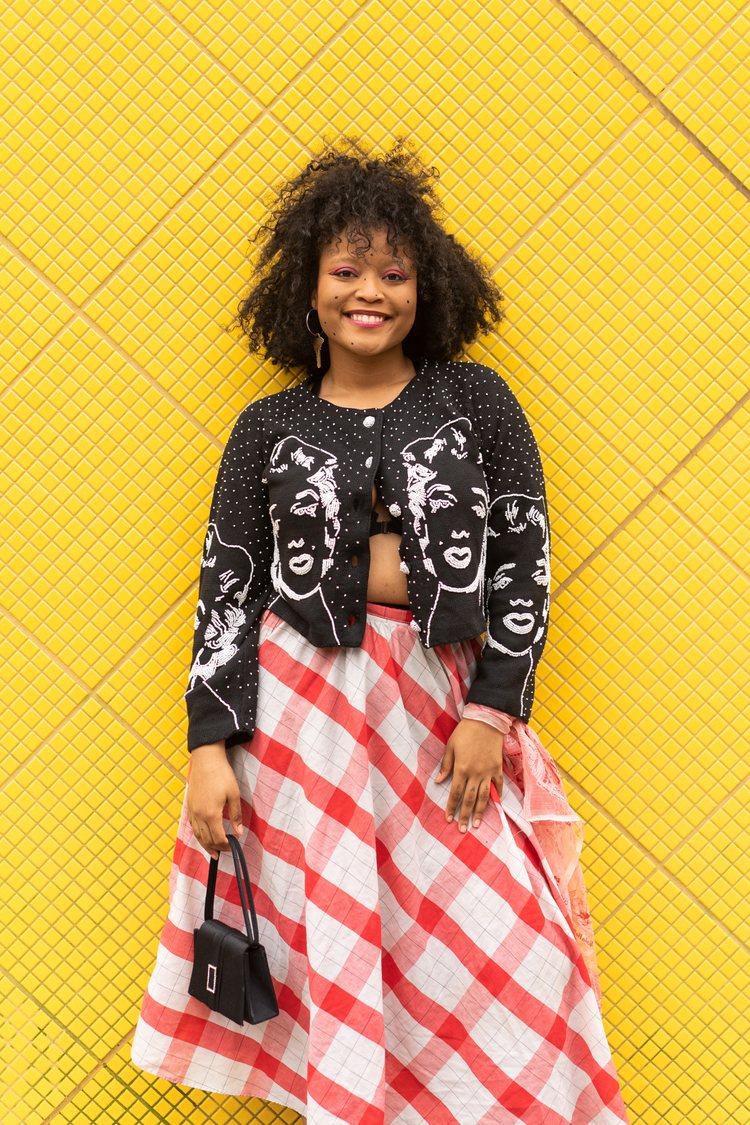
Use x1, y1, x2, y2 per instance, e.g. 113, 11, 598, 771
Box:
190, 741, 228, 763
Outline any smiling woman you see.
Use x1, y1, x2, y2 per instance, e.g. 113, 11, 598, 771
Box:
312, 229, 418, 369
131, 139, 629, 1125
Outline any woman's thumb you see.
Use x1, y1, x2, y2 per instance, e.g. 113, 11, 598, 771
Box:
435, 746, 454, 782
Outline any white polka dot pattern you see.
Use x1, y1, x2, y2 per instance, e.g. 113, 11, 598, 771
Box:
184, 360, 550, 752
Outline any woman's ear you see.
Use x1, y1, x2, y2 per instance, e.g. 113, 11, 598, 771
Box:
310, 289, 317, 310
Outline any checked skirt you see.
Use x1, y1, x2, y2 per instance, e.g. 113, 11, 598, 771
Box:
131, 604, 629, 1124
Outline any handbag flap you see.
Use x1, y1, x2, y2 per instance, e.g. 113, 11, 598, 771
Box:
215, 927, 250, 1026
189, 920, 246, 1025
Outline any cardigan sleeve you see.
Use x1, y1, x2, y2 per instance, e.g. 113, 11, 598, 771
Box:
184, 403, 274, 752
466, 376, 551, 722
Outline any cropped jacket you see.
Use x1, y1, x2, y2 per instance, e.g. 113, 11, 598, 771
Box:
185, 360, 550, 752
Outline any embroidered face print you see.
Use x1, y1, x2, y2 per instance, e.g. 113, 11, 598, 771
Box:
401, 418, 488, 594
312, 228, 417, 366
486, 494, 550, 656
187, 524, 254, 689
267, 436, 341, 599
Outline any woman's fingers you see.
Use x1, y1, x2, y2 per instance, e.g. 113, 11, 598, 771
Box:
207, 814, 231, 854
457, 778, 479, 832
438, 719, 505, 832
447, 773, 499, 832
191, 813, 229, 859
470, 779, 492, 829
191, 818, 220, 860
187, 749, 243, 857
443, 766, 505, 831
444, 774, 461, 821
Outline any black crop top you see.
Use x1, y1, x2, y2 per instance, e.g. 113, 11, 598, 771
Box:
185, 359, 550, 752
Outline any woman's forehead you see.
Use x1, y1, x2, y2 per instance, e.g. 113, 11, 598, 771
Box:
320, 227, 412, 262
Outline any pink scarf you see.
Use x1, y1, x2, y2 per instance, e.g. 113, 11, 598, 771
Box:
463, 703, 602, 1005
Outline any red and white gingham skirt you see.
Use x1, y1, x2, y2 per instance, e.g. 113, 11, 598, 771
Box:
131, 605, 628, 1124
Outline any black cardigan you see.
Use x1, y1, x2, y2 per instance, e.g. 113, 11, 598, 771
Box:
185, 360, 550, 751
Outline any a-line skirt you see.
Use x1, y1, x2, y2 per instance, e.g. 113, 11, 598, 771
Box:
131, 604, 629, 1125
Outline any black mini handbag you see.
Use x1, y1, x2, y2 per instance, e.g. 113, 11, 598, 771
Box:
188, 834, 279, 1026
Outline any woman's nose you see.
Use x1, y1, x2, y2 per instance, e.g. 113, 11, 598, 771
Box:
355, 272, 382, 300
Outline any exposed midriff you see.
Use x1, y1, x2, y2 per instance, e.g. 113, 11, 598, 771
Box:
366, 483, 409, 606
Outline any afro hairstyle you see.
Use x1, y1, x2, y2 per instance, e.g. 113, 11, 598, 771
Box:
234, 138, 504, 381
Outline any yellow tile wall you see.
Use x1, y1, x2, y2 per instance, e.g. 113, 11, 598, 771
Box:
1, 1, 748, 1122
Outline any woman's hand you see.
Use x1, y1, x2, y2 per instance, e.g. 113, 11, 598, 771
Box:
187, 742, 244, 860
434, 719, 505, 832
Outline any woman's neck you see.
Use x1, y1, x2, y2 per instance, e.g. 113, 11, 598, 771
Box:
321, 349, 415, 406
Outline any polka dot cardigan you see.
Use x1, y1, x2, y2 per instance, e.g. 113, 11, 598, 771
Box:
185, 360, 550, 752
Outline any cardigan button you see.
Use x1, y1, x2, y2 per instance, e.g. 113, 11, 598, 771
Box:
363, 415, 375, 428
365, 456, 373, 468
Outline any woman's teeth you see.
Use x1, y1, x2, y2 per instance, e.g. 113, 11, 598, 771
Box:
346, 313, 388, 325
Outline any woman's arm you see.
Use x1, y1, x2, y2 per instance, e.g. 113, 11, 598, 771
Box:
434, 372, 550, 833
467, 376, 551, 722
184, 401, 274, 752
183, 403, 274, 855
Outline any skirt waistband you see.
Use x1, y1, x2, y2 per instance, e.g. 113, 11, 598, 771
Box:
365, 601, 413, 623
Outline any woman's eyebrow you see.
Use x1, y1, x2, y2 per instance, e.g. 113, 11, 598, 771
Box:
325, 246, 410, 268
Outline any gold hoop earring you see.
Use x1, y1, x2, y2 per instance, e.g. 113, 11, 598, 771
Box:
305, 309, 325, 369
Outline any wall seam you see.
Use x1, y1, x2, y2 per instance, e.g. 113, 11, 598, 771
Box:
549, 0, 750, 201
552, 385, 750, 598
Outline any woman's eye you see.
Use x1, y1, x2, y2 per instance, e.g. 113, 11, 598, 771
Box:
384, 272, 407, 282
331, 269, 357, 278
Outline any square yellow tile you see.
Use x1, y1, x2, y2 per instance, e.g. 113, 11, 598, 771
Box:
0, 320, 219, 688
0, 623, 88, 789
0, 976, 94, 1125
0, 700, 182, 1062
0, 0, 261, 303
549, 495, 748, 860
0, 244, 74, 386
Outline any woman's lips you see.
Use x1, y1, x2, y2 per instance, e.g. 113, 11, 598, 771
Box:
443, 546, 471, 569
503, 612, 535, 634
344, 312, 390, 327
289, 554, 314, 575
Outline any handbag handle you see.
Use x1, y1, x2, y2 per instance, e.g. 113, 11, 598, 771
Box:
204, 835, 261, 946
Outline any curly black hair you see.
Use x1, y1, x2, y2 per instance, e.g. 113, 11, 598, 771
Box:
234, 139, 504, 381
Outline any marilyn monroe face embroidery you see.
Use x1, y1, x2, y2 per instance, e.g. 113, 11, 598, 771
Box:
485, 493, 550, 657
401, 418, 488, 642
267, 435, 342, 602
186, 524, 254, 711
401, 417, 488, 591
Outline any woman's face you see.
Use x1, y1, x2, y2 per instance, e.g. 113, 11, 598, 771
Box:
312, 228, 417, 365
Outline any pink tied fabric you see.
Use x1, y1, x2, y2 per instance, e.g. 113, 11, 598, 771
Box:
462, 702, 602, 1005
